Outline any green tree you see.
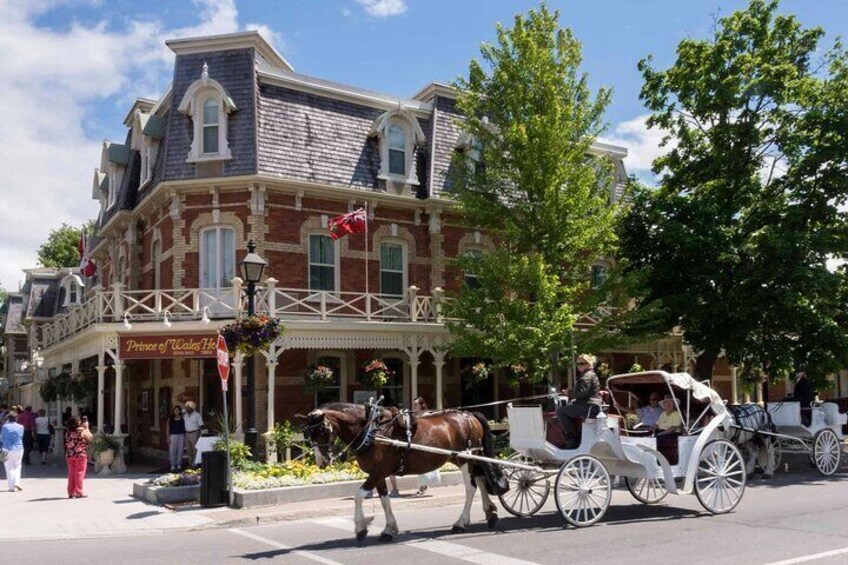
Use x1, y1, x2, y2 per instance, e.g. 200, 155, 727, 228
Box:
445, 5, 621, 382
618, 0, 848, 387
37, 221, 96, 269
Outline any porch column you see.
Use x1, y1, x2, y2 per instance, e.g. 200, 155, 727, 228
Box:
233, 354, 244, 434
111, 363, 127, 474
433, 351, 446, 410
756, 380, 764, 404
266, 359, 278, 433
406, 342, 421, 403
96, 364, 107, 433
730, 366, 738, 405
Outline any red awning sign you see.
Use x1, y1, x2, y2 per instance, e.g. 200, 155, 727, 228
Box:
216, 334, 230, 391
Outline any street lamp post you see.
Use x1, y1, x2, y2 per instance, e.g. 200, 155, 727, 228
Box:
240, 239, 267, 459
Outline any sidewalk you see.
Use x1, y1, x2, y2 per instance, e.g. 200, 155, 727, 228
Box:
0, 459, 467, 541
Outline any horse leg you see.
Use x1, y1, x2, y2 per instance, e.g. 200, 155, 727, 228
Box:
354, 478, 377, 542
474, 475, 499, 529
375, 480, 399, 542
758, 438, 775, 479
451, 463, 477, 534
743, 442, 758, 476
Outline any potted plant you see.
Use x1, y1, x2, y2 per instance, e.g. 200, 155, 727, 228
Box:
303, 365, 335, 394
360, 359, 390, 391
91, 432, 122, 468
219, 315, 283, 357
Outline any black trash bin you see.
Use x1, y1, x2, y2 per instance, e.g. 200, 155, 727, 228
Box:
200, 450, 228, 507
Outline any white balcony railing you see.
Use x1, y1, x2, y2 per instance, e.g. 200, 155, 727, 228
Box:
40, 281, 446, 349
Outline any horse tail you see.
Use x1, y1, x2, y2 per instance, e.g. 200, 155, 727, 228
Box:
471, 412, 509, 495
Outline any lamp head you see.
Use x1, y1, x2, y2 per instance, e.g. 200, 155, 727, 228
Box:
240, 239, 267, 284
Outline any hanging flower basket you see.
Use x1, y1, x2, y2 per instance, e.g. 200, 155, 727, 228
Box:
219, 315, 283, 357
40, 372, 96, 403
304, 365, 335, 394
462, 362, 491, 390
505, 363, 532, 389
360, 359, 390, 391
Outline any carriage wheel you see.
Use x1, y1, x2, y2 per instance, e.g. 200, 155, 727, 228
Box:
695, 439, 746, 514
772, 438, 783, 472
498, 454, 550, 517
812, 429, 841, 476
624, 474, 667, 505
554, 455, 611, 527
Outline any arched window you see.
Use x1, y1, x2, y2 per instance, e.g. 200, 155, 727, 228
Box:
591, 264, 608, 289
202, 98, 219, 154
152, 239, 162, 289
463, 248, 483, 289
309, 234, 337, 292
380, 241, 405, 296
388, 124, 406, 176
200, 227, 235, 290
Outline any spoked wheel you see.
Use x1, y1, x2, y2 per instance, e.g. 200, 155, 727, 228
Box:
812, 429, 841, 476
695, 439, 746, 514
498, 454, 550, 517
771, 438, 783, 472
624, 474, 667, 504
554, 455, 612, 527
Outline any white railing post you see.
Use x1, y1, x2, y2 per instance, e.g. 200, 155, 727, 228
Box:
365, 291, 372, 321
111, 283, 124, 322
320, 292, 327, 321
93, 285, 104, 322
265, 278, 278, 318
156, 289, 163, 316
232, 277, 244, 317
408, 285, 419, 322
433, 287, 444, 323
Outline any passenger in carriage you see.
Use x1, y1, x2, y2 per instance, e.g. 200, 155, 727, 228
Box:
655, 396, 683, 435
637, 393, 664, 428
557, 353, 603, 449
792, 368, 815, 426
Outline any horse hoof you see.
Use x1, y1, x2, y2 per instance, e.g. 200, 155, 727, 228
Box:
487, 516, 498, 529
450, 525, 466, 534
356, 529, 368, 542
379, 533, 394, 542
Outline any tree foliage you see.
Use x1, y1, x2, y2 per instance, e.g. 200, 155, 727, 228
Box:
36, 221, 96, 269
445, 5, 621, 381
618, 0, 848, 387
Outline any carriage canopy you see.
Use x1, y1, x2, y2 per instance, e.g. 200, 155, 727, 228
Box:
606, 371, 727, 423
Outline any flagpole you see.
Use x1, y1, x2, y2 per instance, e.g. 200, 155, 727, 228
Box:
364, 202, 369, 302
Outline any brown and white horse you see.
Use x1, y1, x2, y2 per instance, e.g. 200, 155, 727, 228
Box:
297, 403, 508, 542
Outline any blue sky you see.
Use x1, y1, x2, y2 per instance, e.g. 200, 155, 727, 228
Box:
1, 0, 847, 290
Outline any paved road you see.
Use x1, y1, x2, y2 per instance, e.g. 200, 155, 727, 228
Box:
3, 458, 848, 565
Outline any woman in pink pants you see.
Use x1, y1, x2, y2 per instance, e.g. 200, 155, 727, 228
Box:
64, 416, 92, 498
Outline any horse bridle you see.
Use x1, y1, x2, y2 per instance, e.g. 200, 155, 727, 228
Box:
303, 403, 382, 465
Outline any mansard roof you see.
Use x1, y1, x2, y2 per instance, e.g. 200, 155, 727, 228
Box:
166, 30, 293, 73
0, 294, 25, 334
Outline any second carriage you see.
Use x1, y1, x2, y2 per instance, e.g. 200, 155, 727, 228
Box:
498, 370, 747, 527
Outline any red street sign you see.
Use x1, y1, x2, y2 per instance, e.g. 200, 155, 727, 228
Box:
216, 334, 230, 391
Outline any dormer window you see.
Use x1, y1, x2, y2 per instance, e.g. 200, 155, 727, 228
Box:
61, 274, 84, 306
203, 98, 219, 154
371, 104, 426, 192
178, 62, 237, 163
388, 124, 406, 175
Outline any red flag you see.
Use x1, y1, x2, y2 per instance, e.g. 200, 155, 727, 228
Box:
328, 208, 367, 240
78, 229, 97, 278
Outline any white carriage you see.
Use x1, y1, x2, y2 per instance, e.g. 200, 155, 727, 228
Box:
498, 371, 747, 527
764, 401, 845, 475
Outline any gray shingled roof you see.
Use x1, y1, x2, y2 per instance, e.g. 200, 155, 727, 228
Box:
0, 294, 25, 334
24, 278, 61, 319
142, 115, 166, 138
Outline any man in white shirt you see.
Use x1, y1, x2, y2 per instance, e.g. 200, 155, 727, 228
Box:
33, 409, 53, 465
637, 393, 663, 428
183, 401, 204, 466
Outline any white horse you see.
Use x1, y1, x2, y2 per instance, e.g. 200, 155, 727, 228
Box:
726, 403, 777, 478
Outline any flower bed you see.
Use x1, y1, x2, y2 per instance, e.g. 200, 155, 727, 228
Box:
148, 469, 202, 487
234, 460, 366, 490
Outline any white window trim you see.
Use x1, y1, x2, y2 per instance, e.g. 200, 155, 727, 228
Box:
178, 63, 236, 163
379, 239, 407, 297
199, 226, 236, 290
462, 247, 484, 288
307, 233, 341, 294
371, 105, 425, 187
60, 274, 84, 306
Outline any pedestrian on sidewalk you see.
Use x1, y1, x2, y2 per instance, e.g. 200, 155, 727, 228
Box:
34, 409, 53, 465
167, 405, 186, 472
17, 406, 36, 465
183, 402, 204, 468
1, 412, 25, 492
65, 416, 93, 499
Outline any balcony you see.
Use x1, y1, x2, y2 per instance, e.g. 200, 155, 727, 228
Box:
40, 280, 446, 349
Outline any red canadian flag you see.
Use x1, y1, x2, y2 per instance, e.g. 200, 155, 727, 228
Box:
78, 229, 97, 278
328, 208, 367, 240
216, 334, 230, 391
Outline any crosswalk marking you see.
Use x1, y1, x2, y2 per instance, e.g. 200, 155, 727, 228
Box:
762, 546, 848, 565
228, 527, 344, 565
310, 518, 540, 565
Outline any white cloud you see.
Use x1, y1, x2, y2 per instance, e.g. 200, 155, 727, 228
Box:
0, 0, 281, 291
600, 114, 674, 180
355, 0, 407, 18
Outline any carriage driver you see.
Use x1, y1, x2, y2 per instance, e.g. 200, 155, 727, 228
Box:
557, 354, 603, 449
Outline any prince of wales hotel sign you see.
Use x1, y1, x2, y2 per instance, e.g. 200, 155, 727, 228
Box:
120, 335, 217, 359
